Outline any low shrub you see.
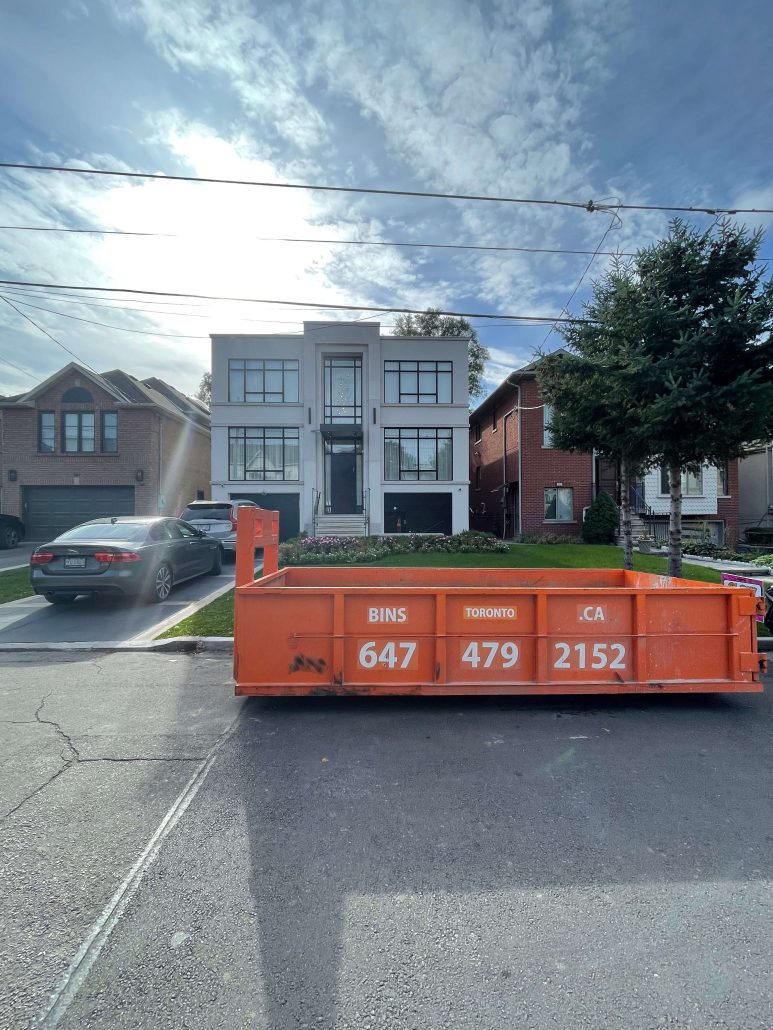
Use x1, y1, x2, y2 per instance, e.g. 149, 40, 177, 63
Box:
278, 530, 508, 565
682, 542, 750, 562
750, 553, 773, 566
582, 491, 619, 544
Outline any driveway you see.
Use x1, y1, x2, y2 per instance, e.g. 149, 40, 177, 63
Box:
0, 567, 236, 643
0, 541, 38, 571
2, 652, 771, 1030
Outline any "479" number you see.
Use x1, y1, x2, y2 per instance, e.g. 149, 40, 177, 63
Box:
461, 641, 519, 668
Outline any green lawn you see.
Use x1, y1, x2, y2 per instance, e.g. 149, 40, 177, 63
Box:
155, 545, 731, 638
0, 567, 34, 605
156, 589, 234, 638
367, 544, 724, 583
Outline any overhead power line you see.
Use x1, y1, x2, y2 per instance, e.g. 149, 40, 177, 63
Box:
0, 295, 98, 371
2, 161, 771, 216
0, 352, 38, 382
3, 222, 770, 262
0, 294, 210, 339
0, 279, 589, 323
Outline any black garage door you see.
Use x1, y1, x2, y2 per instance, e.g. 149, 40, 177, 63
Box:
229, 492, 300, 541
23, 486, 135, 540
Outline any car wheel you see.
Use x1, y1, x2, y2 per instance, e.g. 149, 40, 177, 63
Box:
209, 547, 223, 575
151, 563, 173, 602
44, 593, 76, 605
2, 526, 18, 549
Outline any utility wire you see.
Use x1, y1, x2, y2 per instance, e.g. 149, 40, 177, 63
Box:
3, 221, 769, 269
538, 205, 621, 350
1, 223, 770, 262
2, 161, 770, 216
0, 352, 38, 382
0, 294, 210, 339
0, 295, 98, 372
0, 279, 590, 323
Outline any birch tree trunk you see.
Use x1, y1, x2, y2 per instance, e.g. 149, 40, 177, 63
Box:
620, 455, 633, 571
668, 464, 683, 578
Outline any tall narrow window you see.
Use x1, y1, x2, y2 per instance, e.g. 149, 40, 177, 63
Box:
64, 412, 95, 453
716, 461, 730, 496
543, 404, 554, 447
102, 412, 118, 452
324, 356, 362, 423
39, 412, 55, 453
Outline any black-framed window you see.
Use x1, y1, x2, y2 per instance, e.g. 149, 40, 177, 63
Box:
473, 422, 481, 442
228, 427, 300, 481
384, 428, 453, 481
475, 465, 481, 490
63, 412, 95, 453
102, 412, 118, 453
659, 467, 703, 496
544, 487, 573, 522
228, 359, 299, 403
717, 461, 730, 496
492, 405, 497, 432
39, 411, 55, 453
384, 360, 452, 404
324, 356, 362, 423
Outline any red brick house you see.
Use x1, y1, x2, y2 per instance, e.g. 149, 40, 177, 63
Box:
470, 359, 739, 544
0, 362, 211, 540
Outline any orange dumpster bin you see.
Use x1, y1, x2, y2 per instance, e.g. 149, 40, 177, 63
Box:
233, 509, 767, 697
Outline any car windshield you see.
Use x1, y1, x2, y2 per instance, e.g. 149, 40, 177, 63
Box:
180, 505, 231, 521
55, 523, 150, 542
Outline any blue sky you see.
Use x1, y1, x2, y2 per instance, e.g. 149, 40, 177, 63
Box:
0, 0, 771, 399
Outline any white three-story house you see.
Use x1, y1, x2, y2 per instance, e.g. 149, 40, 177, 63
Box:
209, 321, 470, 539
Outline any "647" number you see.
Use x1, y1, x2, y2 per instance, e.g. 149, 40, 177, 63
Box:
358, 640, 417, 669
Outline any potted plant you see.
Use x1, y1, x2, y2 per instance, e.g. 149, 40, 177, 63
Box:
637, 533, 653, 553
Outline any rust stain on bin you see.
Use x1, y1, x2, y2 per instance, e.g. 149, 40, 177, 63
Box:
233, 510, 765, 698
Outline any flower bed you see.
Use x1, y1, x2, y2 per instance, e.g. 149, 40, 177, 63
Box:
279, 530, 509, 566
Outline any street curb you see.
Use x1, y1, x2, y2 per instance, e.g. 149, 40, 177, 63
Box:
0, 636, 234, 654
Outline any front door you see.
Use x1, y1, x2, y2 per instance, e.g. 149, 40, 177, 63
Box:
325, 439, 363, 513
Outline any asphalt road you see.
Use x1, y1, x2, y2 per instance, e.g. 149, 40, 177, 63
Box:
0, 567, 236, 644
2, 653, 771, 1029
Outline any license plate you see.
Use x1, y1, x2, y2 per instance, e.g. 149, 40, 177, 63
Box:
64, 557, 86, 569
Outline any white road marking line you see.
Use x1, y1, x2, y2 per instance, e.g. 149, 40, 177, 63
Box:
35, 712, 243, 1028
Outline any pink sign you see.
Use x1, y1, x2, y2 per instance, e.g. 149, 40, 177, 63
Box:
721, 573, 766, 621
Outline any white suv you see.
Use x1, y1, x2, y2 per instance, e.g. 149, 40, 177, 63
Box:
178, 500, 260, 559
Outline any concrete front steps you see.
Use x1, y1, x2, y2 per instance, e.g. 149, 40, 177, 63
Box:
313, 514, 369, 537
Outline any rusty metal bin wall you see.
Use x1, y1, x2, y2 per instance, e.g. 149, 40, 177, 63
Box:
233, 509, 766, 696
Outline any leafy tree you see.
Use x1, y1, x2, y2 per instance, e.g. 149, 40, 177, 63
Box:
195, 370, 211, 406
393, 308, 490, 399
581, 490, 619, 544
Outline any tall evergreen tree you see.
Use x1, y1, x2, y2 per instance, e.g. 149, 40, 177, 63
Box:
628, 219, 773, 575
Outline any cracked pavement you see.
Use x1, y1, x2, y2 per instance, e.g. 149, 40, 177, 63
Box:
0, 651, 241, 1029
1, 653, 772, 1030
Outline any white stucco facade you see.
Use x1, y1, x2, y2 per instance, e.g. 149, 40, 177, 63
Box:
209, 322, 470, 537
